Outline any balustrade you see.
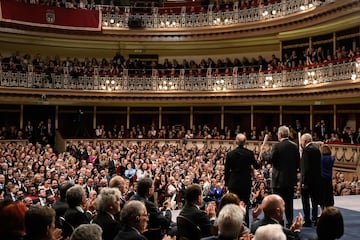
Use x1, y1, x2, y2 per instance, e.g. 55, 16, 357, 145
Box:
0, 58, 359, 91
101, 0, 322, 29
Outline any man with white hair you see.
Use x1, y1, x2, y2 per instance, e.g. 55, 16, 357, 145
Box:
201, 203, 244, 240
253, 224, 286, 240
70, 224, 102, 240
300, 133, 321, 227
92, 187, 122, 240
268, 126, 300, 228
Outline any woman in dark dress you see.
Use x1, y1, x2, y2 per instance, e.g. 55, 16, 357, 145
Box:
319, 145, 335, 209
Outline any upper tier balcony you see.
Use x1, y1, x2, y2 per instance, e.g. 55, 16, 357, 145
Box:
0, 56, 359, 106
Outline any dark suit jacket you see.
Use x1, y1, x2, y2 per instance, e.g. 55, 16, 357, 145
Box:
179, 203, 212, 238
225, 145, 260, 195
129, 194, 170, 230
92, 211, 122, 240
113, 225, 148, 240
52, 199, 69, 228
269, 139, 300, 189
301, 143, 321, 188
63, 207, 90, 229
251, 217, 301, 240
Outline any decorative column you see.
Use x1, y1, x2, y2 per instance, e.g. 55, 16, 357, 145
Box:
127, 106, 130, 129
20, 104, 24, 130
221, 106, 224, 130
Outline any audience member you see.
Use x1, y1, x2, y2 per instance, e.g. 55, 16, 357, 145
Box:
253, 224, 286, 240
0, 199, 27, 240
24, 206, 62, 240
129, 177, 171, 239
63, 185, 91, 229
316, 207, 344, 240
53, 181, 74, 228
178, 184, 215, 239
300, 133, 321, 227
201, 204, 244, 240
251, 194, 303, 240
114, 200, 149, 240
92, 187, 122, 240
70, 224, 103, 240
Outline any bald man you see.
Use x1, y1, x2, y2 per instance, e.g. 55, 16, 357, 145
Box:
251, 194, 303, 240
225, 133, 261, 225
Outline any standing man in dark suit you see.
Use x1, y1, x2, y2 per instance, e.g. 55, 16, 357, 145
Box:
225, 133, 261, 225
268, 126, 300, 228
300, 133, 321, 226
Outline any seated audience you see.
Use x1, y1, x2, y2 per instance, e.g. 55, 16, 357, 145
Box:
251, 194, 303, 240
52, 181, 74, 228
316, 207, 344, 240
70, 224, 103, 240
92, 187, 122, 240
113, 200, 149, 240
201, 203, 244, 240
178, 184, 215, 239
0, 199, 27, 240
24, 206, 62, 240
129, 177, 171, 239
253, 224, 286, 240
63, 185, 91, 229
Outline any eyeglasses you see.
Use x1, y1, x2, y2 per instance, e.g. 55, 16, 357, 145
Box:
141, 213, 150, 218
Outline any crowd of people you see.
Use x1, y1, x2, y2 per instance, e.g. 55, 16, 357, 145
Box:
14, 0, 279, 13
0, 125, 351, 239
1, 42, 358, 80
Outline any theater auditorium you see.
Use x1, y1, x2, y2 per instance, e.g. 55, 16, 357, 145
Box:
0, 0, 359, 239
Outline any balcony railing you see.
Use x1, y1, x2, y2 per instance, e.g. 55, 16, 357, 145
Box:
102, 0, 326, 29
0, 58, 358, 92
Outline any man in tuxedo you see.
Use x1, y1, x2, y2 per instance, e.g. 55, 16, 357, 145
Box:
178, 184, 215, 239
225, 133, 261, 225
92, 187, 122, 240
129, 178, 171, 239
300, 133, 321, 226
268, 126, 300, 228
52, 181, 74, 228
63, 185, 91, 229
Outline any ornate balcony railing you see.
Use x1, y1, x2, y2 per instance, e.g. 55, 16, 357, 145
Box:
0, 58, 358, 92
101, 0, 326, 29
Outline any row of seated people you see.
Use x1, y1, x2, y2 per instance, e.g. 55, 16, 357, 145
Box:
15, 0, 283, 14
0, 136, 350, 239
1, 118, 360, 145
1, 43, 358, 78
0, 193, 346, 240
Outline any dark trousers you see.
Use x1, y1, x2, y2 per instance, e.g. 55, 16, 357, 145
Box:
272, 187, 294, 226
301, 186, 319, 222
231, 190, 250, 226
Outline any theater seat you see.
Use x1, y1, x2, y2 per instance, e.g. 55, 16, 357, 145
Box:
177, 215, 202, 240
